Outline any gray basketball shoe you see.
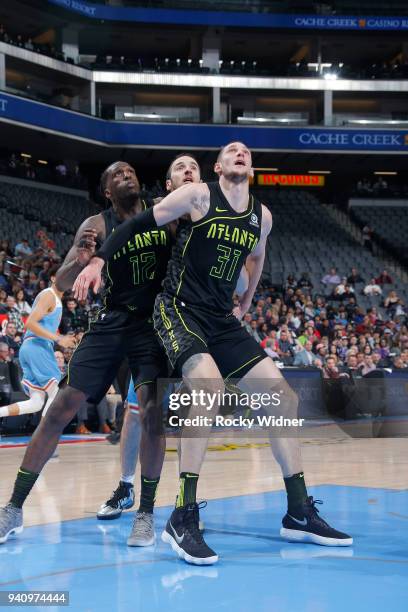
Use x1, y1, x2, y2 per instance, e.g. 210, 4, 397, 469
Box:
127, 512, 156, 547
0, 504, 23, 544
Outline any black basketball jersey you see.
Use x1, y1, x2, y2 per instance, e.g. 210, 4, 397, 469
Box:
162, 182, 263, 314
101, 203, 171, 315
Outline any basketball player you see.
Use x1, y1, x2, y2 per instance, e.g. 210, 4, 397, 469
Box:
74, 142, 353, 565
97, 375, 140, 521
0, 282, 75, 419
0, 162, 168, 545
97, 155, 229, 544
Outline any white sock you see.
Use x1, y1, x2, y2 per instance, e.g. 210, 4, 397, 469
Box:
120, 474, 135, 485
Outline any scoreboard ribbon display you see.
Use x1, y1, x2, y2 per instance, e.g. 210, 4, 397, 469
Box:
258, 174, 325, 187
48, 1, 408, 31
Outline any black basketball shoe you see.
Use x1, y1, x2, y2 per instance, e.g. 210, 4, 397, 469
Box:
162, 502, 218, 565
280, 496, 353, 546
97, 481, 134, 520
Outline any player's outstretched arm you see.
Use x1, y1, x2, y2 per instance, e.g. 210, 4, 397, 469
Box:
96, 182, 205, 262
55, 217, 101, 291
234, 205, 272, 319
72, 183, 208, 301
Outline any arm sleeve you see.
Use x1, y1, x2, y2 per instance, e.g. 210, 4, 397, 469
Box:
95, 207, 157, 262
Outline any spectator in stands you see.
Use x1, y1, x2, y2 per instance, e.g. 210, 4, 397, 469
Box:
258, 322, 269, 340
60, 298, 88, 334
55, 162, 67, 177
384, 290, 400, 317
321, 267, 341, 295
336, 336, 349, 362
345, 296, 358, 319
4, 296, 24, 333
35, 279, 48, 297
401, 350, 408, 367
14, 238, 33, 258
242, 312, 252, 334
298, 324, 319, 346
333, 278, 355, 301
0, 288, 8, 312
21, 271, 37, 302
364, 278, 382, 296
0, 265, 9, 293
347, 268, 365, 286
54, 350, 66, 375
263, 338, 279, 360
318, 318, 333, 340
293, 340, 315, 366
362, 225, 373, 252
8, 153, 18, 170
392, 356, 406, 370
22, 157, 35, 179
367, 307, 382, 325
60, 344, 74, 366
297, 272, 313, 293
375, 269, 393, 286
36, 230, 57, 255
13, 288, 31, 316
248, 320, 262, 343
0, 240, 13, 257
315, 344, 327, 362
37, 259, 52, 283
323, 356, 341, 379
373, 176, 388, 194
0, 24, 8, 43
357, 178, 372, 195
284, 274, 297, 291
304, 299, 315, 320
394, 299, 406, 319
277, 329, 295, 365
24, 37, 34, 51
313, 357, 323, 370
0, 322, 21, 358
0, 341, 10, 363
342, 353, 359, 376
372, 351, 388, 369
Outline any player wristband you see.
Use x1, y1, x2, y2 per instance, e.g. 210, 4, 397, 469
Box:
95, 207, 157, 262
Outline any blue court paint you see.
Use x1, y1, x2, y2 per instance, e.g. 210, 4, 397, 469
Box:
0, 486, 406, 612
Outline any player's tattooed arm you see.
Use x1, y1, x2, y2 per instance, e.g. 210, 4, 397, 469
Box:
234, 206, 272, 319
55, 214, 105, 292
190, 193, 210, 218
72, 183, 209, 300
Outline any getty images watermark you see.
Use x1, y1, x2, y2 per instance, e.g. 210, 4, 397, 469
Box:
167, 389, 305, 429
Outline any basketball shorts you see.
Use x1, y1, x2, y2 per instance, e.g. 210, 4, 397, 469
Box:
19, 337, 61, 393
66, 309, 167, 404
127, 376, 139, 413
153, 294, 265, 380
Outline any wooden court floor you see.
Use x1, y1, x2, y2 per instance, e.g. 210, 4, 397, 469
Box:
1, 428, 407, 527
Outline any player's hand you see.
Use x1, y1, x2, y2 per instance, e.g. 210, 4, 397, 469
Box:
76, 229, 98, 267
73, 257, 105, 301
232, 305, 244, 320
58, 335, 76, 349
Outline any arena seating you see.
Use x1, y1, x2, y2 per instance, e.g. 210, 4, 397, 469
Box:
0, 182, 98, 256
258, 190, 408, 308
350, 205, 408, 268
